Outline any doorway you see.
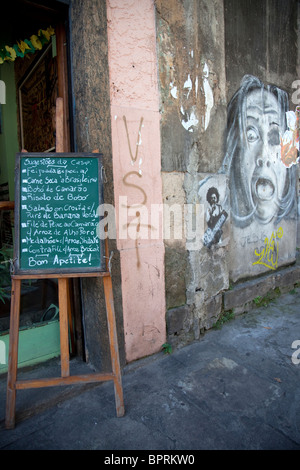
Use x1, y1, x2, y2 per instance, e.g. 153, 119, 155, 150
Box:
0, 0, 83, 369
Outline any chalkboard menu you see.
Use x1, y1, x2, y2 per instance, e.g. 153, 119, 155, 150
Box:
14, 153, 106, 275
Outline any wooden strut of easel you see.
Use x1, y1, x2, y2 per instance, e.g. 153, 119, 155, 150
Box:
5, 98, 125, 429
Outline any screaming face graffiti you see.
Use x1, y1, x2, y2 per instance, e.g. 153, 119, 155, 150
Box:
221, 75, 298, 228
245, 89, 286, 224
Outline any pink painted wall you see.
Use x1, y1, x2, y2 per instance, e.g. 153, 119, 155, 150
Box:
106, 0, 166, 362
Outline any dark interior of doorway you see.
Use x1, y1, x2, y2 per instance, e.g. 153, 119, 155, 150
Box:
0, 0, 83, 359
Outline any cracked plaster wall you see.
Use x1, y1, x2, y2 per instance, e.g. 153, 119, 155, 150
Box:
156, 0, 299, 349
156, 0, 228, 348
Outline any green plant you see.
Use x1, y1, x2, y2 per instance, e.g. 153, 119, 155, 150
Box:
213, 309, 235, 329
162, 343, 172, 355
253, 296, 263, 306
253, 288, 281, 308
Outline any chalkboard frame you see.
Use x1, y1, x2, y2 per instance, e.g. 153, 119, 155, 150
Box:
13, 152, 106, 276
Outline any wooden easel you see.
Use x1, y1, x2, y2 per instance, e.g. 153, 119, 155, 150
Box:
5, 241, 124, 429
5, 98, 124, 429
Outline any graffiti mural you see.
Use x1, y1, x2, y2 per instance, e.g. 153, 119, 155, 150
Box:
198, 174, 229, 250
203, 187, 228, 248
220, 74, 298, 228
252, 226, 283, 271
216, 75, 298, 280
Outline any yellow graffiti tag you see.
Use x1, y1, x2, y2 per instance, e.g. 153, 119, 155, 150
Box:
252, 227, 283, 270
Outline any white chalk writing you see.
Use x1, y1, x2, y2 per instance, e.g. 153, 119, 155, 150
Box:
19, 156, 101, 270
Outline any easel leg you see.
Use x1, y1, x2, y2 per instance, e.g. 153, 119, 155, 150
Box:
103, 275, 125, 417
58, 278, 70, 378
5, 279, 21, 429
66, 279, 75, 355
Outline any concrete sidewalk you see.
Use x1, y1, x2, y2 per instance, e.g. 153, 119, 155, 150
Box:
0, 287, 300, 450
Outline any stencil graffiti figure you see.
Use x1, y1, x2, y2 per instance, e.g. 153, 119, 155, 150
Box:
203, 187, 228, 248
221, 75, 297, 228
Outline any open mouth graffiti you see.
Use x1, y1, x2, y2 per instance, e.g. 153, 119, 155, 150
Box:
254, 177, 275, 200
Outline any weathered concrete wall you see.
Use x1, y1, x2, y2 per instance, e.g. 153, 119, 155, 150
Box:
71, 0, 166, 367
106, 0, 166, 362
156, 0, 299, 349
224, 0, 298, 100
70, 0, 299, 362
220, 74, 298, 282
298, 0, 300, 249
156, 0, 228, 347
70, 0, 125, 370
156, 0, 227, 174
223, 0, 299, 282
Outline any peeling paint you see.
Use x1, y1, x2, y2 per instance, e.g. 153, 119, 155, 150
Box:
195, 76, 198, 98
203, 62, 209, 78
181, 108, 199, 132
203, 62, 214, 130
183, 74, 193, 99
170, 82, 178, 99
280, 110, 299, 167
178, 74, 200, 132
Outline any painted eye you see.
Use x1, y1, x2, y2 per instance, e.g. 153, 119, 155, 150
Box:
246, 127, 259, 142
268, 129, 280, 146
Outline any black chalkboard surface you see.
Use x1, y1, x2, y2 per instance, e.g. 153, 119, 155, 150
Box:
14, 153, 106, 275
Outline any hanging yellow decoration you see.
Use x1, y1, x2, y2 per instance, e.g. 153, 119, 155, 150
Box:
5, 46, 16, 61
17, 40, 30, 55
0, 26, 55, 65
30, 35, 43, 51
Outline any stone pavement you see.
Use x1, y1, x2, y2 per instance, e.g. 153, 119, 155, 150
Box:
0, 287, 300, 450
